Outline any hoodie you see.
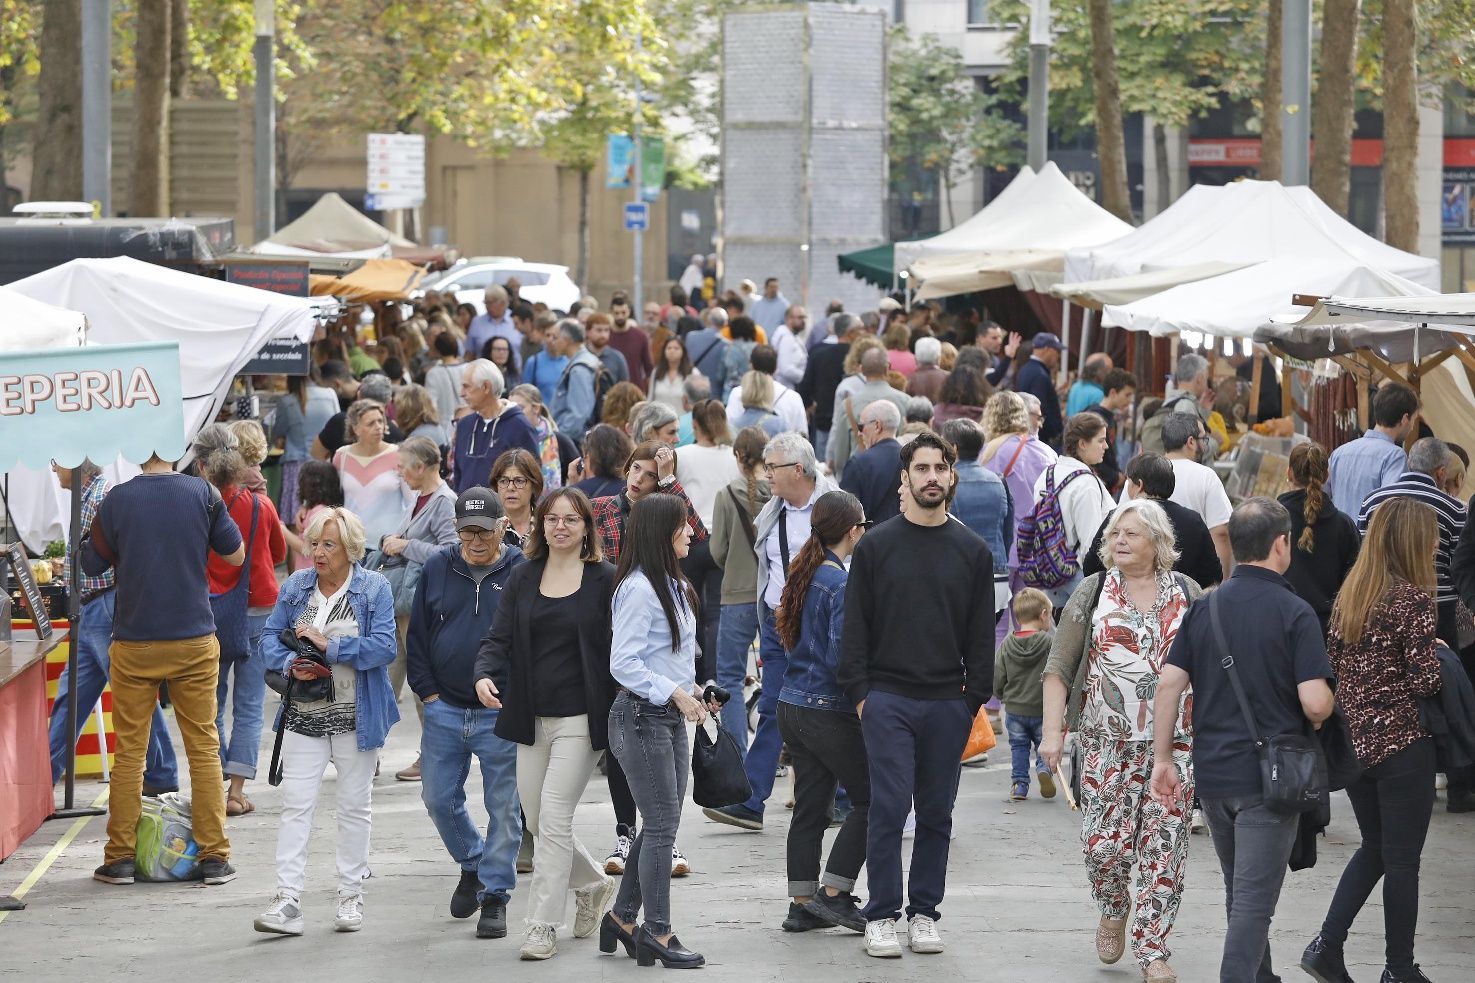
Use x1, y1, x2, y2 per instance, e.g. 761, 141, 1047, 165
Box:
994, 628, 1055, 718
406, 542, 526, 708
449, 402, 541, 493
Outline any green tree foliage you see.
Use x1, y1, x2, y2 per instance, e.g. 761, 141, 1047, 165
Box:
0, 0, 41, 127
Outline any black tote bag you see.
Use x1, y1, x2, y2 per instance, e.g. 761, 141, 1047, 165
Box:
691, 718, 752, 808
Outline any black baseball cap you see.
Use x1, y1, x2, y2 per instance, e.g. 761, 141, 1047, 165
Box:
455, 487, 505, 530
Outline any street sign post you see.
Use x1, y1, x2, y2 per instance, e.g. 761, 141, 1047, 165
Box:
623, 202, 650, 232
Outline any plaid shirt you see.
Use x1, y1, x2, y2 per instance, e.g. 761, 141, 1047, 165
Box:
592, 481, 709, 565
71, 474, 114, 597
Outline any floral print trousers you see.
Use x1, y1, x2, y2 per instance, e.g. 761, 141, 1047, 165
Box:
1078, 734, 1195, 968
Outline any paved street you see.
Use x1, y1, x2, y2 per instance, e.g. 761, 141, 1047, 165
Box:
4, 708, 1473, 981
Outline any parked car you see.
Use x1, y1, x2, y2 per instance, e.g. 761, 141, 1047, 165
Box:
418, 258, 581, 314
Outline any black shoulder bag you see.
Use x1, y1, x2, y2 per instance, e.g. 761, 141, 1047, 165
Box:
1209, 590, 1328, 815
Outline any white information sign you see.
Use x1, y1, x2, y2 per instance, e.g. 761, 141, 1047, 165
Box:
367, 133, 426, 205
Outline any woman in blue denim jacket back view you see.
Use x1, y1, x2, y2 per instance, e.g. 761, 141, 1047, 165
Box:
772, 490, 875, 935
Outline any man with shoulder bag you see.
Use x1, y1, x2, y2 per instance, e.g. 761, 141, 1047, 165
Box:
1149, 498, 1335, 983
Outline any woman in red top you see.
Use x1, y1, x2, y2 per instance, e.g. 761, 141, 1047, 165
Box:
1301, 498, 1443, 983
196, 424, 288, 817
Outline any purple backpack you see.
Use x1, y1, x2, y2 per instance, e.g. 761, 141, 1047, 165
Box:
1017, 464, 1094, 589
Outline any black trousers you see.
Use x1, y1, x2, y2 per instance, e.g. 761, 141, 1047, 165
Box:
778, 702, 870, 898
1319, 737, 1436, 972
680, 539, 723, 683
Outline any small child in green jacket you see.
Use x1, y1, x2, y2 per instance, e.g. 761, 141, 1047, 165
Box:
994, 588, 1056, 801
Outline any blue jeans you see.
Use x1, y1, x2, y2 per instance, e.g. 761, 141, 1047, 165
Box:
1005, 713, 1047, 786
715, 603, 759, 752
741, 604, 787, 815
419, 698, 522, 904
216, 612, 269, 779
47, 591, 177, 789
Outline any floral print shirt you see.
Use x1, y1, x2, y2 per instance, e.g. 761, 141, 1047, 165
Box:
1080, 568, 1194, 742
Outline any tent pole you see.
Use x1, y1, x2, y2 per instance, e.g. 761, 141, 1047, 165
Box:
1078, 308, 1094, 377
1058, 298, 1071, 388
50, 467, 103, 820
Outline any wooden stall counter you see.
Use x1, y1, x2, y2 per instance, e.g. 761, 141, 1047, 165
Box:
0, 629, 69, 860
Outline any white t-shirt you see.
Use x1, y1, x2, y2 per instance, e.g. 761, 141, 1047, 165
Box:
676, 444, 741, 529
1165, 457, 1232, 529
1032, 457, 1114, 556
725, 381, 807, 436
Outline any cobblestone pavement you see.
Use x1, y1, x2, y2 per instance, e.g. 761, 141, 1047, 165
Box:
4, 708, 1473, 981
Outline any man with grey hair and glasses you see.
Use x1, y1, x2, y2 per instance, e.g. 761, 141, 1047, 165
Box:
704, 432, 838, 835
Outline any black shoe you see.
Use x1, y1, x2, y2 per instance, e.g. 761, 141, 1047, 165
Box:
199, 858, 236, 885
476, 897, 508, 939
599, 911, 638, 957
1381, 967, 1434, 983
802, 890, 866, 933
1301, 934, 1354, 983
781, 901, 829, 933
702, 803, 763, 831
141, 784, 179, 797
450, 868, 480, 919
93, 859, 136, 885
635, 926, 705, 968
1446, 793, 1475, 813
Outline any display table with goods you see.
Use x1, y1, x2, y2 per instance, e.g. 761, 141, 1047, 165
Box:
0, 626, 69, 862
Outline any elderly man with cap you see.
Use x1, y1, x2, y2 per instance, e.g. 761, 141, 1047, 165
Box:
1014, 332, 1065, 448
408, 487, 528, 940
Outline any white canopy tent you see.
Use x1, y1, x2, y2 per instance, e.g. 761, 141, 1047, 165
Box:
0, 287, 87, 352
899, 163, 1134, 299
252, 191, 412, 258
4, 257, 328, 551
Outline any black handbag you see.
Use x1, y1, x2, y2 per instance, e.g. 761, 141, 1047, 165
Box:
264, 628, 333, 703
1210, 591, 1329, 815
691, 717, 752, 808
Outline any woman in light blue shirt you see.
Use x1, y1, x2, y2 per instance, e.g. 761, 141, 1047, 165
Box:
601, 493, 721, 969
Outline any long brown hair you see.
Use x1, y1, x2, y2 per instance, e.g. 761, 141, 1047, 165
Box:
1288, 442, 1330, 552
615, 494, 698, 650
776, 491, 864, 651
733, 426, 769, 515
1330, 498, 1438, 646
523, 488, 602, 562
691, 398, 732, 445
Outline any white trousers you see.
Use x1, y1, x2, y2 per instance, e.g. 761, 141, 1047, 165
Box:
516, 715, 605, 928
275, 730, 378, 902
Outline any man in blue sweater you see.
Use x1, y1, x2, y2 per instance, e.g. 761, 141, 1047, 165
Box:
451, 360, 542, 493
1014, 332, 1064, 448
407, 488, 526, 940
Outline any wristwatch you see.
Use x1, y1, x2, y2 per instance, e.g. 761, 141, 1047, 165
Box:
657, 474, 676, 489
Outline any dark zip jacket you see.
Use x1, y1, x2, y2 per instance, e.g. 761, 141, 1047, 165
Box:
406, 543, 525, 708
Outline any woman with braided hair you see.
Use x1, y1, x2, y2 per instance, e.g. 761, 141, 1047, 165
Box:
1279, 441, 1361, 637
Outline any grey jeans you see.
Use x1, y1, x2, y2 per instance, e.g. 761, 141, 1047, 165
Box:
1200, 794, 1301, 983
608, 691, 690, 937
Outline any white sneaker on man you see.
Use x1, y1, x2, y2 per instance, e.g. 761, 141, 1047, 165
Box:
253, 893, 304, 936
908, 914, 944, 953
334, 894, 364, 932
864, 918, 903, 958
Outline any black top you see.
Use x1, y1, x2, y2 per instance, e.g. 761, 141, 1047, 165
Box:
1455, 491, 1475, 612
838, 515, 995, 714
1237, 358, 1283, 423
1165, 565, 1333, 798
1278, 489, 1361, 635
838, 438, 903, 524
1081, 498, 1222, 589
798, 341, 851, 428
530, 591, 587, 717
317, 411, 407, 455
1014, 358, 1063, 446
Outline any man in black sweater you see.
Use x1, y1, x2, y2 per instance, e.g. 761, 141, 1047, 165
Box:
797, 312, 859, 460
1081, 452, 1223, 590
838, 432, 995, 959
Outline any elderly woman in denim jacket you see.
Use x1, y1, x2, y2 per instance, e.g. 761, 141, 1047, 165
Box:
772, 490, 872, 936
253, 506, 399, 938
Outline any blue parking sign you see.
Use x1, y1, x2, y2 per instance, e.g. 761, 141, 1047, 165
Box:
623, 202, 650, 232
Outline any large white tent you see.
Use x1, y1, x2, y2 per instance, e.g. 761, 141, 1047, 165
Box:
896, 163, 1134, 299
1059, 180, 1439, 310
4, 257, 327, 551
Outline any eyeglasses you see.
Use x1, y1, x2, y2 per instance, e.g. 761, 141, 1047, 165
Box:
496, 476, 530, 490
543, 514, 583, 527
857, 519, 875, 529
763, 461, 801, 475
457, 527, 500, 541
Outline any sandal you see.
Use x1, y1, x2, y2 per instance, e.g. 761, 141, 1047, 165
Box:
226, 792, 255, 816
1143, 959, 1177, 981
1095, 917, 1126, 965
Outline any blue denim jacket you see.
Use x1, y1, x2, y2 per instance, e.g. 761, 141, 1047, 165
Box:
951, 461, 1012, 576
778, 552, 851, 713
260, 564, 401, 752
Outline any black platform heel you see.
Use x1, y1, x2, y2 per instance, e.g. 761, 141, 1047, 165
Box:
599, 912, 637, 957
635, 926, 705, 969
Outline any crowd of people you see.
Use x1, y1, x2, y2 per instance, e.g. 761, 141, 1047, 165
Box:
43, 275, 1475, 983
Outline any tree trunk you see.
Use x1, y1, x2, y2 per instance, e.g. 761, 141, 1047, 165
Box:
1153, 122, 1170, 214
1382, 0, 1419, 251
1310, 0, 1360, 215
1086, 0, 1131, 221
32, 0, 83, 201
170, 0, 190, 99
1260, 0, 1284, 181
942, 169, 956, 228
577, 166, 591, 289
129, 0, 171, 217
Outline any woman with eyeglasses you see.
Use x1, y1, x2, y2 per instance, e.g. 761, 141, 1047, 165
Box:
489, 449, 544, 552
473, 488, 618, 960
773, 490, 873, 935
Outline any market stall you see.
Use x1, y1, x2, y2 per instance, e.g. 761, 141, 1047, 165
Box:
309, 257, 427, 303
253, 192, 452, 267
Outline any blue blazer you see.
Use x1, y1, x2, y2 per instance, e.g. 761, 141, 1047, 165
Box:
838, 438, 902, 525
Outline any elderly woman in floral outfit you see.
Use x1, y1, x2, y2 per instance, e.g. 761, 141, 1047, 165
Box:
1040, 499, 1201, 982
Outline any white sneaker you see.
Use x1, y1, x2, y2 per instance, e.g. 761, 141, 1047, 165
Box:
670, 845, 690, 877
1436, 772, 1448, 791
334, 894, 363, 932
573, 874, 616, 939
520, 923, 557, 960
605, 826, 633, 875
254, 894, 304, 935
908, 914, 944, 954
864, 917, 903, 958
1190, 808, 1207, 835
